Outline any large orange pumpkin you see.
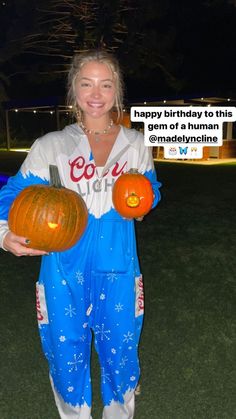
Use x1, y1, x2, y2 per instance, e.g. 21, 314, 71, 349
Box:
8, 165, 88, 252
112, 169, 154, 218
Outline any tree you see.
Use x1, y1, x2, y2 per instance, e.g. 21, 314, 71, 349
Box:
0, 0, 182, 100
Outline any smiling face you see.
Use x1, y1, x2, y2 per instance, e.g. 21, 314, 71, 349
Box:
75, 61, 117, 123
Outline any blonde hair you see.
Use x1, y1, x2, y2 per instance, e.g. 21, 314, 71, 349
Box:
67, 49, 124, 122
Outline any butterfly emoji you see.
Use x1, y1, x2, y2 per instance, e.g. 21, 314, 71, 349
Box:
179, 146, 188, 155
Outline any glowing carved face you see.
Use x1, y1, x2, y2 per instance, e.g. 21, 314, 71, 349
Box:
126, 193, 140, 208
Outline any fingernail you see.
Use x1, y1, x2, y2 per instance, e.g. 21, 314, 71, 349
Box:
25, 239, 30, 244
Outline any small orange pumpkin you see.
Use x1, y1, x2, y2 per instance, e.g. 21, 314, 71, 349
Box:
112, 168, 154, 218
8, 165, 88, 252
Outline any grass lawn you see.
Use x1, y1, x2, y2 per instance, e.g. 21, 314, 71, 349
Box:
0, 158, 236, 418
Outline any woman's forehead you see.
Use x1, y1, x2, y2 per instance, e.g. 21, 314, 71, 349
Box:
78, 61, 114, 79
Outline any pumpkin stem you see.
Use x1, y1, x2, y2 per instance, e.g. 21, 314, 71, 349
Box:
49, 165, 63, 188
129, 168, 139, 174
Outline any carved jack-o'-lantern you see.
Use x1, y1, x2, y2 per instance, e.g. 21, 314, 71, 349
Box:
8, 165, 88, 252
112, 169, 154, 218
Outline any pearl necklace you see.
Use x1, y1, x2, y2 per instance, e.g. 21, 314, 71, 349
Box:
80, 119, 114, 142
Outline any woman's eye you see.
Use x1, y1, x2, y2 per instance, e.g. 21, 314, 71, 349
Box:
81, 82, 91, 87
103, 84, 112, 88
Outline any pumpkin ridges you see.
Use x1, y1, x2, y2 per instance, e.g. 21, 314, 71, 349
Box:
8, 183, 88, 252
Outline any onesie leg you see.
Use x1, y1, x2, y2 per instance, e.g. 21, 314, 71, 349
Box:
91, 272, 144, 419
36, 256, 93, 418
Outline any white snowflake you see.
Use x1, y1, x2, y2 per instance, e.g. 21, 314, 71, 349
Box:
111, 348, 117, 354
107, 272, 118, 283
79, 334, 87, 342
119, 356, 128, 368
101, 367, 111, 384
117, 382, 124, 392
68, 386, 74, 392
50, 364, 56, 375
123, 331, 134, 343
95, 324, 111, 341
67, 353, 83, 372
100, 293, 106, 300
130, 376, 136, 381
75, 271, 84, 285
83, 323, 88, 329
59, 335, 66, 342
115, 303, 124, 312
65, 304, 76, 318
107, 358, 113, 366
61, 279, 67, 285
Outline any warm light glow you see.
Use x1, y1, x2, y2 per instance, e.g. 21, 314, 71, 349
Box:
48, 222, 59, 229
15, 109, 18, 112
126, 194, 140, 208
33, 110, 37, 114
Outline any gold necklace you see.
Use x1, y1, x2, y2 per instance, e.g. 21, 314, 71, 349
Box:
80, 119, 114, 142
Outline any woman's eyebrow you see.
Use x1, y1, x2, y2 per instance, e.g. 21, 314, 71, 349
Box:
78, 77, 114, 82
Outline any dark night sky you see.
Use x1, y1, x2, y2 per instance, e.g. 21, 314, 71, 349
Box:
1, 0, 236, 103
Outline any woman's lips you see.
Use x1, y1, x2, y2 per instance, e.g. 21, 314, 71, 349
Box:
87, 102, 104, 108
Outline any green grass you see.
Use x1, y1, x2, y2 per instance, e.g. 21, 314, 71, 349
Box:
0, 161, 236, 418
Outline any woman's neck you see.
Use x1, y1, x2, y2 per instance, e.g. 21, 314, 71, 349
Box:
81, 115, 112, 131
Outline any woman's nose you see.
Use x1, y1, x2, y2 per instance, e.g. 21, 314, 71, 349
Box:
91, 85, 101, 98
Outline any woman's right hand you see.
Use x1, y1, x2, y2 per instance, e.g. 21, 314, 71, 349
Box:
3, 231, 49, 257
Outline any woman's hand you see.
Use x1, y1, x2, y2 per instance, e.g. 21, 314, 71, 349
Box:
3, 231, 49, 257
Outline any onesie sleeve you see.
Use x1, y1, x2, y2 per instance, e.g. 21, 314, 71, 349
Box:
0, 140, 49, 249
137, 133, 162, 209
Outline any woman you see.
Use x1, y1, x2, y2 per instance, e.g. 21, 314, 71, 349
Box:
0, 50, 161, 418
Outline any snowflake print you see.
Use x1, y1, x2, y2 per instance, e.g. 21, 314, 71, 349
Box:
123, 331, 134, 343
68, 386, 74, 392
119, 356, 128, 368
111, 348, 116, 354
61, 279, 67, 285
75, 271, 84, 285
65, 305, 76, 318
67, 353, 83, 372
95, 324, 111, 341
115, 303, 124, 312
101, 367, 111, 384
83, 323, 88, 329
59, 335, 66, 342
117, 382, 124, 392
130, 376, 136, 382
107, 358, 113, 366
50, 364, 57, 376
100, 293, 106, 300
79, 334, 87, 342
107, 272, 118, 283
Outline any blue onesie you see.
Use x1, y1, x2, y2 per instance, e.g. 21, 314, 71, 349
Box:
0, 124, 161, 419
